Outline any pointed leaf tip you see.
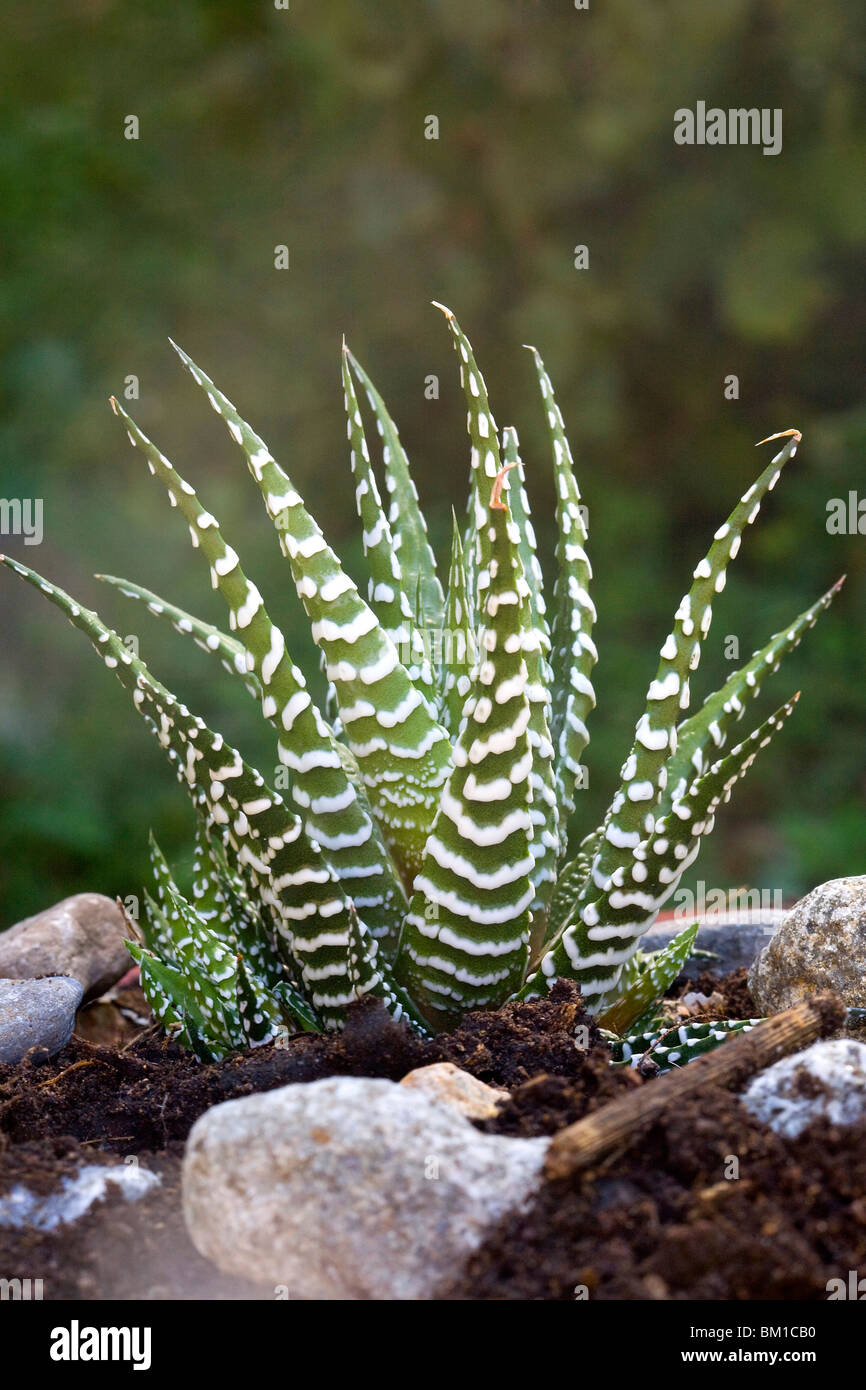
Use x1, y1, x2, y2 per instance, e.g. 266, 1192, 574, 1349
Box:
756, 428, 802, 447
431, 300, 454, 319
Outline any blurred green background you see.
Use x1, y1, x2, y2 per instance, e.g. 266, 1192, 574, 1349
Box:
1, 0, 863, 926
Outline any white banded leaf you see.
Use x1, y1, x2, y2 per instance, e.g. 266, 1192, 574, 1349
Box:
342, 346, 436, 712
345, 345, 444, 631
110, 395, 405, 947
610, 1017, 761, 1072
502, 426, 559, 918
558, 431, 803, 959
168, 342, 452, 885
0, 555, 373, 1029
440, 512, 476, 738
662, 576, 844, 811
396, 462, 534, 1023
525, 345, 596, 816
520, 694, 800, 1009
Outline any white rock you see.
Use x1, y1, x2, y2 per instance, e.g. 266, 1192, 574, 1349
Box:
0, 1163, 160, 1230
399, 1062, 509, 1120
183, 1075, 548, 1299
0, 976, 83, 1064
741, 1039, 866, 1138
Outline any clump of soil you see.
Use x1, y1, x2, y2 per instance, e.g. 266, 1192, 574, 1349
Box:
0, 980, 596, 1156
675, 966, 757, 1021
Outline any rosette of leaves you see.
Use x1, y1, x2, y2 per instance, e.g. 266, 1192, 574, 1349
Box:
2, 306, 843, 1062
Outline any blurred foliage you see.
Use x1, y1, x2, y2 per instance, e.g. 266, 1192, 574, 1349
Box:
0, 0, 863, 925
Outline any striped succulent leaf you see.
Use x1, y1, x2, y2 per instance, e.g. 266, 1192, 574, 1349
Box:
596, 921, 699, 1035
1, 557, 382, 1029
342, 347, 436, 712
110, 394, 406, 950
168, 341, 452, 886
344, 345, 445, 633
608, 1017, 762, 1073
662, 577, 845, 809
525, 345, 596, 818
395, 461, 534, 1024
440, 512, 475, 738
1, 310, 842, 1060
501, 428, 559, 923
96, 574, 258, 698
522, 693, 802, 1008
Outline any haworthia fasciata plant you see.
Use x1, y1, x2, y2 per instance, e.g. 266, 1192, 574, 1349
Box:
1, 312, 843, 1063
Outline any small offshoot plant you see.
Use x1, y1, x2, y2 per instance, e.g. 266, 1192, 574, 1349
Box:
2, 306, 843, 1069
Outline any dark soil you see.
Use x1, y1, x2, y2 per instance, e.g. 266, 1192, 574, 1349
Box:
445, 970, 866, 1300
0, 980, 618, 1300
3, 969, 861, 1301
447, 1089, 866, 1301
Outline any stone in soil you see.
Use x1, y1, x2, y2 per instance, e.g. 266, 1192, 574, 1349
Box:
0, 893, 132, 1002
749, 876, 866, 1017
645, 912, 784, 978
740, 1039, 866, 1138
182, 1075, 549, 1299
0, 1161, 159, 1230
0, 977, 83, 1064
399, 1062, 509, 1119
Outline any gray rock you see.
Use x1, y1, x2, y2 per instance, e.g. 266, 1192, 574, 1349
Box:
183, 1075, 548, 1299
748, 877, 866, 1015
741, 1039, 866, 1138
0, 893, 132, 1002
644, 911, 785, 978
0, 977, 83, 1064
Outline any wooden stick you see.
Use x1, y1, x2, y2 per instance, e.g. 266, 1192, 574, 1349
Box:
544, 991, 845, 1182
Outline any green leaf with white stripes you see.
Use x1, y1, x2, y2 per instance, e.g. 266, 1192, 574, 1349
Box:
521, 693, 801, 1010
662, 576, 844, 810
609, 1016, 761, 1072
0, 555, 389, 1030
345, 345, 444, 632
596, 921, 698, 1035
440, 511, 476, 738
395, 461, 534, 1024
525, 345, 596, 818
169, 341, 452, 886
501, 427, 559, 921
110, 394, 405, 949
342, 346, 436, 713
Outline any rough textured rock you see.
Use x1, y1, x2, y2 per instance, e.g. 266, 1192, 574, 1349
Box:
748, 877, 866, 1015
183, 1075, 548, 1299
0, 977, 83, 1064
741, 1039, 866, 1138
399, 1062, 509, 1120
0, 894, 132, 1002
644, 911, 785, 979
